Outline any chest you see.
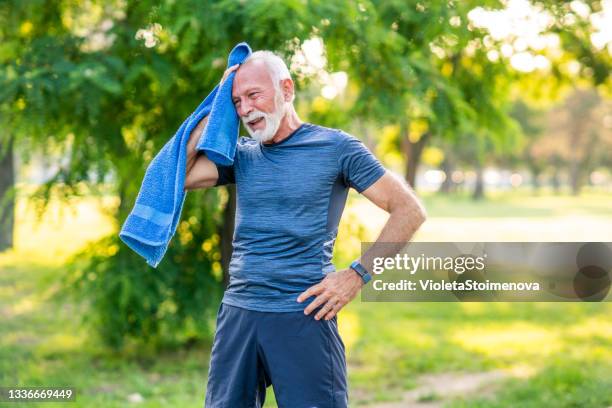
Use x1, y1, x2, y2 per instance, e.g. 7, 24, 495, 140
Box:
234, 148, 340, 210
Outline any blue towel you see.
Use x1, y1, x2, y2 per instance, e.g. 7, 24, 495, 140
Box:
119, 42, 252, 267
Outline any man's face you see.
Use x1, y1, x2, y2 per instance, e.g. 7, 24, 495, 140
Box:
232, 60, 287, 143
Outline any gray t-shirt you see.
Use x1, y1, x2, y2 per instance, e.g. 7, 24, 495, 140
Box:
215, 122, 386, 312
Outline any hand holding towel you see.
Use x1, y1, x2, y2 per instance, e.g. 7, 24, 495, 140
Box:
119, 42, 252, 267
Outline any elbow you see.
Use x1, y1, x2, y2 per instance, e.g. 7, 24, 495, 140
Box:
393, 195, 427, 227
412, 193, 427, 226
407, 200, 427, 227
184, 174, 216, 191
414, 201, 427, 226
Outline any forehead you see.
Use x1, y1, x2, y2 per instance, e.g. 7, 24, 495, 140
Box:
232, 60, 274, 98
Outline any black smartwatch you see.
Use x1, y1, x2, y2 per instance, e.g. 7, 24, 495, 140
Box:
350, 260, 372, 284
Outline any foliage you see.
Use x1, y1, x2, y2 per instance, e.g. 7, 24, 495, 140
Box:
3, 191, 612, 405
2, 0, 611, 348
61, 189, 227, 350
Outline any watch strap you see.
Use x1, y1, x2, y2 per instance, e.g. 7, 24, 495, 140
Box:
350, 260, 372, 284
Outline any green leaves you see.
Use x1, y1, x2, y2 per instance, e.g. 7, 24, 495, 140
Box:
4, 0, 610, 348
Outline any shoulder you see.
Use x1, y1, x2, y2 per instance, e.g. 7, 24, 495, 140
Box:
315, 125, 368, 156
306, 123, 356, 149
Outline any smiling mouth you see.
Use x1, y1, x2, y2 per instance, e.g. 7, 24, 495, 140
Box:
248, 117, 264, 126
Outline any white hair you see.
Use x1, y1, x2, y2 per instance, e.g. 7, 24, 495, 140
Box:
243, 50, 295, 103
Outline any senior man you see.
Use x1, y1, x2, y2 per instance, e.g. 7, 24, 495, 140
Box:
184, 50, 427, 408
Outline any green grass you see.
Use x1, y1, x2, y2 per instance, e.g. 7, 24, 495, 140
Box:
419, 189, 612, 218
0, 260, 214, 407
345, 302, 612, 406
1, 190, 611, 407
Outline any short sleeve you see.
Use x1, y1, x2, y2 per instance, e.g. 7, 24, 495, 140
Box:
338, 134, 386, 193
214, 162, 235, 186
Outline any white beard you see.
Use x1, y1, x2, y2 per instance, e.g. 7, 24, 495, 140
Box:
241, 90, 287, 143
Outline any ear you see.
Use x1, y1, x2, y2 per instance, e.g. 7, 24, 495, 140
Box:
279, 78, 294, 102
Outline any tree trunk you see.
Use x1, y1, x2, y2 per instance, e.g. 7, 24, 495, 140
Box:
569, 161, 581, 196
529, 165, 540, 194
551, 156, 562, 194
219, 185, 236, 290
438, 157, 454, 194
0, 134, 15, 251
570, 130, 598, 196
402, 130, 430, 188
472, 164, 485, 200
551, 170, 561, 193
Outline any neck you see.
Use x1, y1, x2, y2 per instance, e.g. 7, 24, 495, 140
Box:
263, 107, 303, 145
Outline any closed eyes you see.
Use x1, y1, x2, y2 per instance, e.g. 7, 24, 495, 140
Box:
233, 91, 261, 105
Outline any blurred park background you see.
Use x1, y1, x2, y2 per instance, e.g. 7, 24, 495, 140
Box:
1, 0, 611, 407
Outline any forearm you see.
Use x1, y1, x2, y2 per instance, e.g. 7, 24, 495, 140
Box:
298, 176, 426, 319
185, 115, 209, 176
298, 201, 426, 319
185, 65, 235, 174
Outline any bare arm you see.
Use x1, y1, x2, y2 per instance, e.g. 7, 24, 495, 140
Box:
297, 171, 427, 320
184, 63, 241, 192
184, 115, 219, 191
358, 171, 427, 266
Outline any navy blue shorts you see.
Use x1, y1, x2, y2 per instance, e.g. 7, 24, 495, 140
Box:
204, 302, 348, 408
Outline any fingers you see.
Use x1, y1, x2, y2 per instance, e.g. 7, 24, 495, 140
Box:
227, 63, 239, 74
296, 284, 323, 304
303, 292, 331, 315
322, 301, 343, 320
220, 64, 240, 85
315, 298, 341, 320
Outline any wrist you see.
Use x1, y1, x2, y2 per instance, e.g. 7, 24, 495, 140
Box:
346, 267, 364, 287
349, 259, 372, 285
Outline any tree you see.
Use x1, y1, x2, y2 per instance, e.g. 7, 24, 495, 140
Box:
4, 0, 609, 350
539, 88, 612, 195
0, 135, 14, 250
320, 0, 516, 187
509, 100, 546, 192
1, 0, 322, 349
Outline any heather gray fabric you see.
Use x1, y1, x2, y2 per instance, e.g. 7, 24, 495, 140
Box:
215, 122, 386, 312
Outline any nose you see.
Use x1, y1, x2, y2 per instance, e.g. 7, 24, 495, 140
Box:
237, 98, 253, 118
